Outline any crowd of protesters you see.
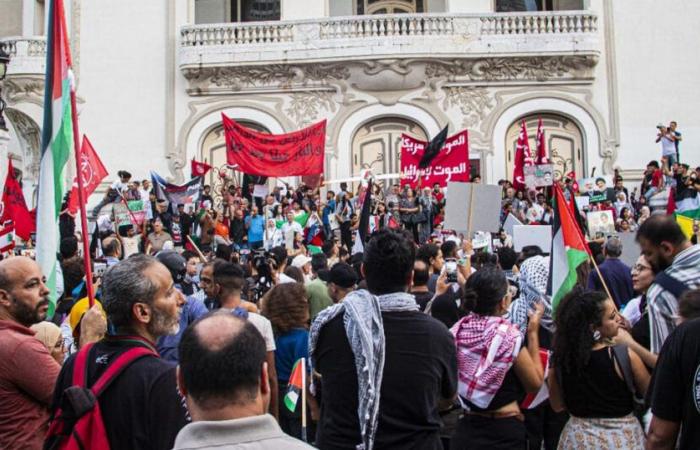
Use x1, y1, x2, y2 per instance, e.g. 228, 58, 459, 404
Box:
1, 130, 700, 449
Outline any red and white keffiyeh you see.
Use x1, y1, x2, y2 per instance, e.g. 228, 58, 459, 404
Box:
451, 313, 523, 409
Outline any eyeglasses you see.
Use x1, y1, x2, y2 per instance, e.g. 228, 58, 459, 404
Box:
632, 264, 651, 272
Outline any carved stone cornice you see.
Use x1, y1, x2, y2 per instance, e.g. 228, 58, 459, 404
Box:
425, 55, 599, 83
3, 77, 45, 106
182, 63, 351, 96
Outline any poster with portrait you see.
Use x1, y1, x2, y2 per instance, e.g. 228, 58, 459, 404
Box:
524, 164, 554, 188
577, 175, 615, 203
586, 210, 615, 239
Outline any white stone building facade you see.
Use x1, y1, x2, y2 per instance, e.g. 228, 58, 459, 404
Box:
1, 0, 699, 204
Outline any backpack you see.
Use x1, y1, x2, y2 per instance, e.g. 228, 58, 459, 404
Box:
45, 343, 156, 450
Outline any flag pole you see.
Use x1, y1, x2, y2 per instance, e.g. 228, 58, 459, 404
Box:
69, 92, 95, 308
301, 357, 307, 443
587, 253, 616, 310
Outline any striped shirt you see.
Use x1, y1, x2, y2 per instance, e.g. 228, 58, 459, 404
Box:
646, 245, 700, 353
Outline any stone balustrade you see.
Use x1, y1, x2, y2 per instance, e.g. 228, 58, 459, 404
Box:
0, 36, 47, 76
179, 11, 599, 69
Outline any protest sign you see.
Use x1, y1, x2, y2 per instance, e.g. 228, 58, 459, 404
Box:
618, 232, 641, 267
586, 210, 615, 239
223, 113, 325, 177
524, 164, 554, 188
503, 213, 523, 237
253, 184, 269, 198
400, 131, 470, 188
513, 225, 552, 252
578, 175, 615, 202
113, 200, 146, 228
574, 195, 590, 213
444, 182, 501, 235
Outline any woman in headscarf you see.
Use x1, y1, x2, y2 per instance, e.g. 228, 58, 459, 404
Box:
613, 191, 632, 217
30, 322, 66, 365
549, 290, 649, 449
637, 205, 651, 225
450, 267, 544, 449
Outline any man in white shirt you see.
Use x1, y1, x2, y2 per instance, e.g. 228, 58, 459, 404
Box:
212, 262, 279, 419
656, 124, 678, 167
281, 212, 303, 250
92, 170, 131, 217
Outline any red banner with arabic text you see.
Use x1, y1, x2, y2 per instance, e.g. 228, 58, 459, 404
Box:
223, 114, 325, 177
400, 131, 470, 188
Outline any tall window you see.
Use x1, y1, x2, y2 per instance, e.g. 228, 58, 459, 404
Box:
496, 0, 583, 12
195, 0, 280, 24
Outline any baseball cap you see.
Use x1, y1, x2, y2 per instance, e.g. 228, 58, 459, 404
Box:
69, 297, 105, 337
156, 250, 186, 285
328, 263, 358, 289
291, 254, 312, 268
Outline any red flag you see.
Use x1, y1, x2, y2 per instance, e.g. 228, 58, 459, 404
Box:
512, 120, 533, 191
191, 159, 213, 178
222, 113, 325, 177
535, 118, 548, 165
667, 188, 677, 215
68, 136, 108, 215
1, 160, 35, 241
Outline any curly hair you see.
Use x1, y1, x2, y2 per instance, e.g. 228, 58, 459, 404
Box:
261, 283, 309, 334
552, 289, 608, 375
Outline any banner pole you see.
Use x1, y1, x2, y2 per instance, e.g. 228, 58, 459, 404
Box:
186, 235, 207, 263
588, 253, 617, 311
69, 90, 95, 308
301, 357, 307, 443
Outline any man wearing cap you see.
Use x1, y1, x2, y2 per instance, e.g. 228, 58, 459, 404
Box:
0, 257, 105, 449
327, 262, 357, 303
291, 254, 312, 282
587, 236, 634, 308
155, 251, 208, 363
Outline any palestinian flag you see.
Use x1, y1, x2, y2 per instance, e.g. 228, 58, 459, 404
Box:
674, 208, 700, 240
275, 211, 310, 229
521, 349, 550, 409
284, 358, 305, 413
547, 184, 589, 313
37, 0, 75, 317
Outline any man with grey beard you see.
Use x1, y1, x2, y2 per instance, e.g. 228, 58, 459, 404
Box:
48, 254, 189, 450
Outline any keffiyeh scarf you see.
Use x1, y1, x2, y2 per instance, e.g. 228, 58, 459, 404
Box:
509, 255, 554, 338
451, 313, 522, 409
308, 290, 418, 450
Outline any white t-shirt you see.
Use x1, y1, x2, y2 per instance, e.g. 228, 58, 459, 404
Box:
281, 221, 303, 248
247, 312, 276, 352
661, 134, 676, 156
121, 235, 141, 258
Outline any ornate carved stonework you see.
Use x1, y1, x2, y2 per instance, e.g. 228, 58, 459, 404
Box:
442, 87, 494, 129
285, 91, 336, 128
183, 63, 350, 95
3, 77, 45, 105
426, 55, 598, 83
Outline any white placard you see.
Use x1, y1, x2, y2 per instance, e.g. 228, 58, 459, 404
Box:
503, 213, 524, 236
253, 184, 269, 198
444, 182, 501, 235
513, 225, 552, 252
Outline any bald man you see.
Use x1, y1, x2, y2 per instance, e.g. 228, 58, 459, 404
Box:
0, 257, 105, 449
174, 312, 313, 449
0, 257, 64, 449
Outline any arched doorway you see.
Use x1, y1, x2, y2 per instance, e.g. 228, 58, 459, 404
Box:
5, 108, 42, 207
505, 114, 584, 181
351, 117, 427, 189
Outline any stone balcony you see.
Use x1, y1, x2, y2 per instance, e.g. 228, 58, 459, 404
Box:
179, 11, 600, 95
0, 36, 46, 76
0, 36, 46, 107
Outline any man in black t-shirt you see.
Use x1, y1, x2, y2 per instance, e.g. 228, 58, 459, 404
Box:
647, 318, 700, 449
49, 255, 189, 450
312, 229, 457, 450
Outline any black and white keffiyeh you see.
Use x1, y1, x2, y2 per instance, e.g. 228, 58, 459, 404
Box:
309, 289, 418, 450
508, 255, 554, 338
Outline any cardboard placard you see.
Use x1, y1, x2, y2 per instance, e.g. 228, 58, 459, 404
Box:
444, 182, 501, 235
253, 184, 269, 198
586, 210, 615, 239
513, 225, 552, 252
524, 164, 554, 188
617, 232, 641, 267
574, 195, 590, 213
503, 213, 524, 237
